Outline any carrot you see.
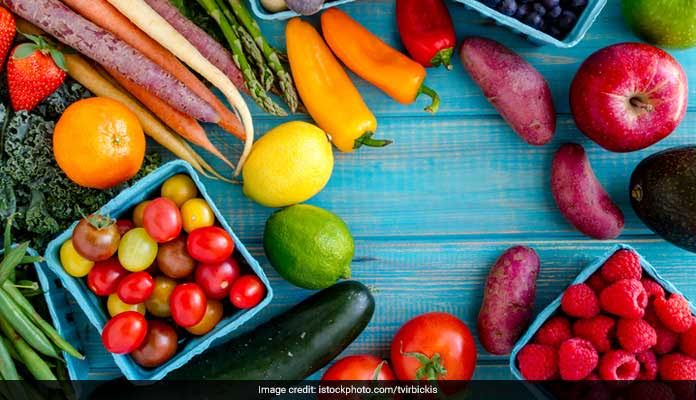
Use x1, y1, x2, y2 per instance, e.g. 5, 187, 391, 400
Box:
61, 0, 245, 141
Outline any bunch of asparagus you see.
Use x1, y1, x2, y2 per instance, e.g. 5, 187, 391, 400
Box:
197, 0, 298, 116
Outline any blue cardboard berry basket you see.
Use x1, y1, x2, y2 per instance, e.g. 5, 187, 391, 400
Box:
43, 160, 274, 381
250, 0, 354, 20
452, 0, 607, 48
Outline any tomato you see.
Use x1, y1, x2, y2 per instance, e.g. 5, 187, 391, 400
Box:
169, 283, 207, 328
101, 311, 148, 354
161, 174, 198, 207
145, 276, 176, 318
195, 258, 240, 300
71, 215, 121, 262
229, 275, 265, 309
131, 321, 178, 368
60, 240, 94, 278
143, 198, 182, 243
118, 228, 158, 272
390, 312, 476, 382
322, 355, 395, 380
187, 227, 234, 264
107, 293, 145, 317
87, 258, 128, 296
115, 219, 135, 236
156, 236, 196, 279
186, 299, 223, 336
181, 198, 215, 233
117, 272, 154, 304
132, 200, 151, 227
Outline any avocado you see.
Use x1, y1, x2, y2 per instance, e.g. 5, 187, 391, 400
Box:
630, 146, 696, 253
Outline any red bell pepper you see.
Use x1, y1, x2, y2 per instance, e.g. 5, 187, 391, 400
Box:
396, 0, 456, 70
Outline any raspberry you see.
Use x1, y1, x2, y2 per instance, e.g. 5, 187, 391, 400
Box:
641, 278, 665, 301
587, 273, 608, 295
558, 338, 598, 381
517, 344, 558, 380
617, 318, 657, 353
679, 323, 696, 358
561, 284, 600, 318
636, 350, 658, 380
573, 315, 616, 353
600, 249, 641, 283
658, 353, 696, 380
645, 307, 679, 355
599, 350, 640, 380
654, 294, 693, 333
625, 382, 675, 400
599, 279, 647, 319
585, 373, 600, 381
535, 316, 572, 347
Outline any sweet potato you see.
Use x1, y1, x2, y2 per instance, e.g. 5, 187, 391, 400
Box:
551, 143, 624, 240
477, 246, 540, 355
460, 37, 555, 146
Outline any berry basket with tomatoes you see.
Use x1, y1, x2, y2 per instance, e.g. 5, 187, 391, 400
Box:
44, 160, 273, 381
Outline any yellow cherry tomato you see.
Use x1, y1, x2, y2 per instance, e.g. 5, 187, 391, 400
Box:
132, 200, 151, 227
181, 198, 215, 233
107, 293, 145, 317
161, 174, 198, 207
145, 276, 177, 318
186, 300, 223, 336
60, 240, 94, 277
118, 228, 158, 272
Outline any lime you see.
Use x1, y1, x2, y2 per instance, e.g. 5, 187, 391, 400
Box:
264, 204, 353, 289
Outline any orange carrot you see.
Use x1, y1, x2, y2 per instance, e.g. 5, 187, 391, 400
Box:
62, 0, 245, 141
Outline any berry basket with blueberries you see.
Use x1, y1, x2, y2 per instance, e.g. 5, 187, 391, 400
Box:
454, 0, 606, 48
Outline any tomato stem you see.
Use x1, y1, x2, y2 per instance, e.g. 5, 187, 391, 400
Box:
400, 342, 447, 380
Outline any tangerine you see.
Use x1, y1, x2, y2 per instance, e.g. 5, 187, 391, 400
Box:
53, 97, 145, 189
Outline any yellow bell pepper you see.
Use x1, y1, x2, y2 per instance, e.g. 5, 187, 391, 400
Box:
286, 18, 390, 153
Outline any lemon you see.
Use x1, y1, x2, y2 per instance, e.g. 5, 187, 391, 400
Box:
243, 121, 333, 208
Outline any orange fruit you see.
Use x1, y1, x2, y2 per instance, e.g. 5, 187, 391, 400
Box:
53, 97, 145, 189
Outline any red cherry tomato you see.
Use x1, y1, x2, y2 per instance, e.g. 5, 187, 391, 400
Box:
169, 283, 207, 327
101, 311, 148, 354
117, 272, 155, 304
87, 258, 128, 296
143, 198, 182, 243
229, 275, 265, 309
186, 227, 234, 264
195, 258, 241, 300
115, 219, 135, 236
322, 355, 395, 380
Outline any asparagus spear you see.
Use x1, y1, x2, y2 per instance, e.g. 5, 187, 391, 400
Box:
195, 0, 286, 116
226, 0, 299, 112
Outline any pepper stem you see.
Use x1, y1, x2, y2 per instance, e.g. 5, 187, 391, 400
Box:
431, 48, 454, 71
354, 132, 393, 149
419, 85, 441, 114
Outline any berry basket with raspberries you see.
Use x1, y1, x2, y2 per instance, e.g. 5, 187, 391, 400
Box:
510, 245, 696, 396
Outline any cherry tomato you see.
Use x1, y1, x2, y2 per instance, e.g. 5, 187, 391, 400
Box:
131, 321, 178, 368
187, 227, 234, 264
161, 174, 198, 207
390, 312, 476, 382
229, 275, 265, 309
156, 236, 196, 279
101, 311, 148, 354
60, 240, 94, 278
115, 219, 135, 236
181, 198, 215, 233
87, 258, 128, 296
132, 201, 151, 227
186, 299, 223, 336
107, 294, 145, 317
169, 283, 207, 328
145, 276, 176, 318
195, 258, 240, 300
71, 215, 121, 262
143, 198, 182, 243
118, 228, 158, 272
322, 355, 395, 380
117, 272, 154, 304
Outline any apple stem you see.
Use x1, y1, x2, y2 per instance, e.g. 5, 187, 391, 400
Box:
630, 97, 654, 112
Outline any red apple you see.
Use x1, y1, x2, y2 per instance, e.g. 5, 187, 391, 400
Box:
570, 43, 688, 152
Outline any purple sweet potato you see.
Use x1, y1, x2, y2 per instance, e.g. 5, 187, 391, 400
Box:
460, 37, 556, 146
477, 246, 540, 355
551, 143, 624, 240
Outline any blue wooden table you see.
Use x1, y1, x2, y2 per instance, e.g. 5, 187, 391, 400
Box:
68, 0, 696, 381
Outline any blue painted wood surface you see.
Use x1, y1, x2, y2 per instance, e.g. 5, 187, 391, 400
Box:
56, 0, 696, 381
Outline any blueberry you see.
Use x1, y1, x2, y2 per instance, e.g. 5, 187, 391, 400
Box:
524, 11, 543, 29
542, 0, 559, 7
518, 0, 532, 3
498, 0, 517, 16
548, 26, 563, 38
548, 5, 562, 18
480, 0, 501, 8
532, 3, 547, 16
515, 3, 531, 18
558, 10, 577, 29
570, 0, 587, 7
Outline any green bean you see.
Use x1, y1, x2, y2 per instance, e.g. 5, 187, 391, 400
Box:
0, 243, 28, 286
0, 291, 57, 359
19, 256, 43, 265
0, 335, 18, 380
55, 363, 76, 400
0, 315, 56, 381
2, 214, 14, 256
1, 283, 83, 360
0, 338, 21, 366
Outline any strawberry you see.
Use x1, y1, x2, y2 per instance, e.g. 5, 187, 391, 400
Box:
7, 34, 66, 112
0, 7, 15, 68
